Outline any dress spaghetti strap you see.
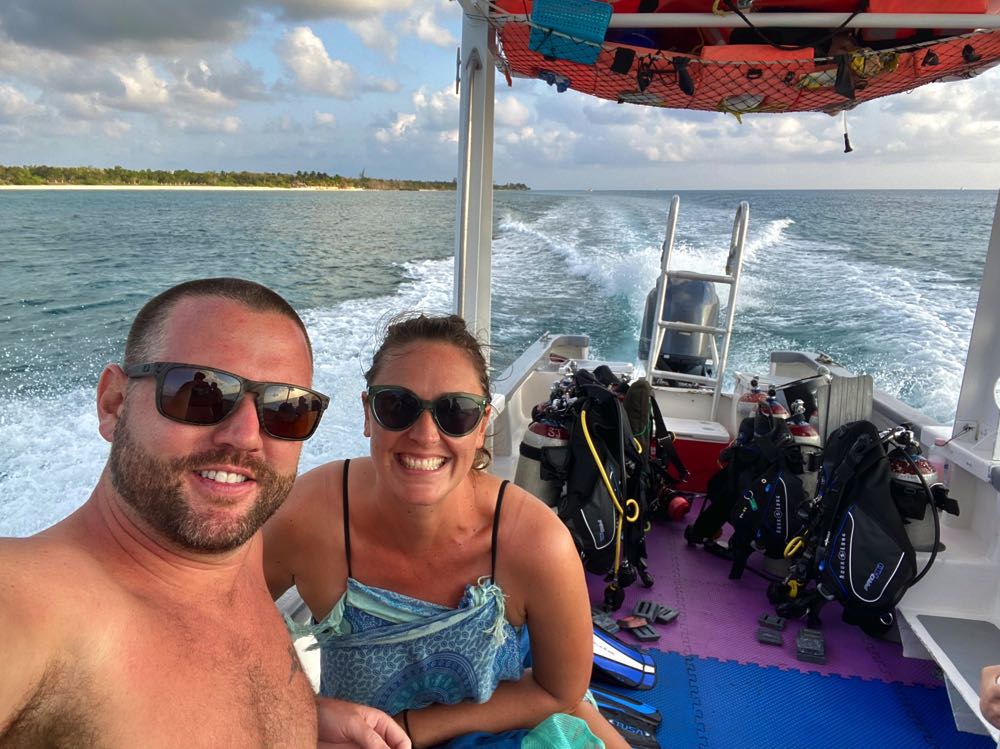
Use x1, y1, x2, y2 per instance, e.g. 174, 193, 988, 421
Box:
491, 480, 510, 582
342, 459, 352, 578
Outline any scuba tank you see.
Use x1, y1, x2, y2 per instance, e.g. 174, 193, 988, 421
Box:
751, 384, 790, 435
787, 399, 823, 499
513, 376, 575, 507
888, 438, 946, 552
737, 377, 791, 425
514, 421, 570, 507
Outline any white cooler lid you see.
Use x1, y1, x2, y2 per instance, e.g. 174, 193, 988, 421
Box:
662, 417, 731, 444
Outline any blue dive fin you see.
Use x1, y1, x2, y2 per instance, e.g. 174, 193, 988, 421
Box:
604, 712, 661, 749
592, 625, 657, 690
589, 684, 662, 729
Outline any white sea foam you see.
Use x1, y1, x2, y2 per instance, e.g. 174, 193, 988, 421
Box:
0, 257, 455, 537
2, 190, 988, 537
298, 256, 454, 472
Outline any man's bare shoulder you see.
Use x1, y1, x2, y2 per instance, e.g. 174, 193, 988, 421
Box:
0, 537, 107, 746
0, 533, 115, 608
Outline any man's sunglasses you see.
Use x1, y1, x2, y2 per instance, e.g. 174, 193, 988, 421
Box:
366, 385, 489, 438
125, 362, 330, 441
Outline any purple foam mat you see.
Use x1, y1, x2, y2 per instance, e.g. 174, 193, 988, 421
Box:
587, 517, 943, 687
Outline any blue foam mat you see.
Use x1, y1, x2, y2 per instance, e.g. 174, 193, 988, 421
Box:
608, 650, 996, 748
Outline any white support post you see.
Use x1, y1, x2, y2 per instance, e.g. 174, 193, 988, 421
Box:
953, 191, 1000, 459
455, 1, 496, 354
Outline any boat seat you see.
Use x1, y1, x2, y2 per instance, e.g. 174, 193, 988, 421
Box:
896, 609, 1000, 740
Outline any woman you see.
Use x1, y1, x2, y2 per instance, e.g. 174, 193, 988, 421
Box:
264, 313, 627, 748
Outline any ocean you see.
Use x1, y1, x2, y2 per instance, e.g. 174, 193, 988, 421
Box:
1, 188, 995, 537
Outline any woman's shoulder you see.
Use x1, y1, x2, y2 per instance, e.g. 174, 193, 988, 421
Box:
491, 479, 577, 567
294, 456, 374, 499
268, 458, 359, 541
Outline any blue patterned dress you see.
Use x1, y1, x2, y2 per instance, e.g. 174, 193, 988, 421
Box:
288, 461, 603, 748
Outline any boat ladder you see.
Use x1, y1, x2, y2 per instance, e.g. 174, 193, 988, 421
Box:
645, 195, 748, 421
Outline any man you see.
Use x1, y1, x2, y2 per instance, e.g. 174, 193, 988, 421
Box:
0, 278, 409, 749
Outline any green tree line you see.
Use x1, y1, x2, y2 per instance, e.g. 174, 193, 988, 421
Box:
0, 165, 529, 191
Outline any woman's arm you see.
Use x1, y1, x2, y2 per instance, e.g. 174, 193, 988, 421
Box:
403, 490, 626, 748
262, 462, 338, 602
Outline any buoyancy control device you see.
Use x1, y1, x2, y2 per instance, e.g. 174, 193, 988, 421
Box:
514, 365, 685, 610
769, 422, 959, 635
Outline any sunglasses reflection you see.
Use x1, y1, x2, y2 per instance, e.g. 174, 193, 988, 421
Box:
163, 370, 226, 422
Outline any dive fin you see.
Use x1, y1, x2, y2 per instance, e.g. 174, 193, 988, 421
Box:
605, 713, 661, 749
592, 625, 657, 690
589, 684, 662, 729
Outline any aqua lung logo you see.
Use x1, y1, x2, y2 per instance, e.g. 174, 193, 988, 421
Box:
864, 562, 885, 592
836, 534, 848, 578
596, 519, 607, 544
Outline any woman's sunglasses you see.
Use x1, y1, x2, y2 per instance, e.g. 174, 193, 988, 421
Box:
125, 362, 330, 441
366, 385, 489, 438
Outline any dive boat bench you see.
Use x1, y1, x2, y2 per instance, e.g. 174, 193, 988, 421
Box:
895, 433, 1000, 742
703, 349, 1000, 740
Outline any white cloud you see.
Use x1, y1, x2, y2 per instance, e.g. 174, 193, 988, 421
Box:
102, 120, 132, 138
346, 17, 397, 60
495, 95, 531, 128
314, 110, 335, 126
0, 0, 253, 54
362, 77, 402, 94
168, 113, 242, 133
374, 112, 417, 143
50, 93, 110, 120
0, 84, 44, 120
113, 56, 169, 111
399, 8, 456, 48
410, 85, 458, 130
277, 0, 414, 21
278, 26, 355, 98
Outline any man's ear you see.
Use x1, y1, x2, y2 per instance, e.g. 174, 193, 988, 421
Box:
361, 391, 372, 438
97, 364, 128, 442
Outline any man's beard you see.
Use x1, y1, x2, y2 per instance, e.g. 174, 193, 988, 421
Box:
108, 403, 296, 553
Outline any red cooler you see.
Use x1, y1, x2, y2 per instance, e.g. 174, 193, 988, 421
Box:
662, 417, 731, 493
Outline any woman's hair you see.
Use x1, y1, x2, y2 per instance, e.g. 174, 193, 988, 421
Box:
366, 313, 492, 470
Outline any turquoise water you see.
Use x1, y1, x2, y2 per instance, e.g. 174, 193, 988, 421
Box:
1, 188, 995, 535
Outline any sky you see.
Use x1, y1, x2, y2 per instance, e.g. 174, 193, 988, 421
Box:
1, 1, 999, 190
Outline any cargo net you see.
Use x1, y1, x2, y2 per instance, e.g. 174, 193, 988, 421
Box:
487, 5, 1000, 115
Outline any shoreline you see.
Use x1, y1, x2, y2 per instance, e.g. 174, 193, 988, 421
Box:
0, 184, 371, 191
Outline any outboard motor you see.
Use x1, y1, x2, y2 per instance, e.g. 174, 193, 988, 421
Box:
638, 278, 719, 379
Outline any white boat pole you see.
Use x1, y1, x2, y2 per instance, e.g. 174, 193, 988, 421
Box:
953, 191, 1000, 463
456, 0, 496, 351
606, 12, 1000, 29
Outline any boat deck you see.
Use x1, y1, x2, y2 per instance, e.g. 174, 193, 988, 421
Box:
587, 517, 996, 748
